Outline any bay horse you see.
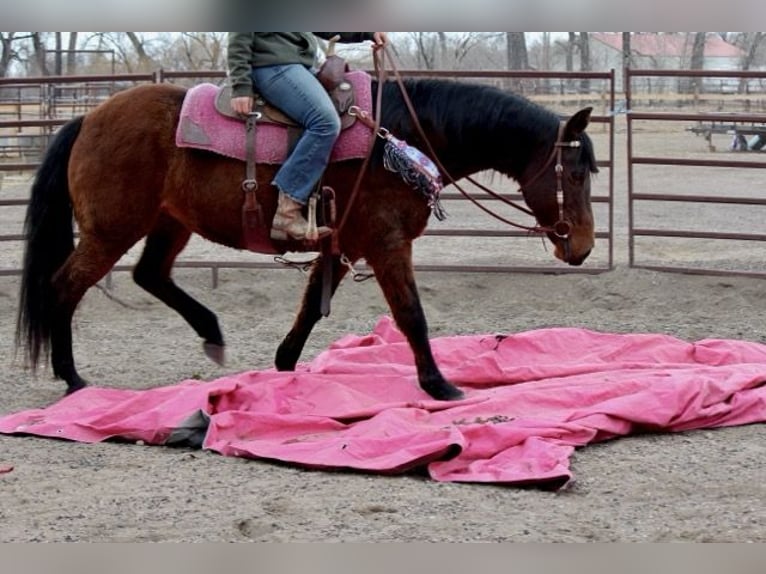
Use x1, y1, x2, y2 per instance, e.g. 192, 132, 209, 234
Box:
15, 76, 598, 401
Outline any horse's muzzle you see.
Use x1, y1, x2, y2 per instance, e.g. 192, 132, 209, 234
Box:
553, 235, 593, 266
566, 248, 591, 266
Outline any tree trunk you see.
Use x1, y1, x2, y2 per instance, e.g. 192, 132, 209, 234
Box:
566, 32, 576, 71
66, 32, 78, 75
0, 33, 13, 78
579, 32, 591, 92
682, 32, 707, 94
54, 33, 63, 76
32, 33, 49, 75
689, 32, 706, 70
505, 32, 527, 91
740, 32, 765, 93
565, 32, 576, 92
126, 32, 153, 71
506, 32, 528, 69
622, 32, 632, 92
437, 32, 448, 69
540, 32, 551, 94
741, 32, 763, 71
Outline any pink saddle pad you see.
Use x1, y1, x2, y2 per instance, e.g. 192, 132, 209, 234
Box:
176, 70, 374, 164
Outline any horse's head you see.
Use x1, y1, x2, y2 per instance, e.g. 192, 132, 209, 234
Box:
519, 107, 598, 266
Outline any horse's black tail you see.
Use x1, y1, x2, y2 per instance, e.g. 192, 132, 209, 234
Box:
15, 116, 84, 370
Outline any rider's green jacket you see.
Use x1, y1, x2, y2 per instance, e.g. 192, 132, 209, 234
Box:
227, 33, 374, 98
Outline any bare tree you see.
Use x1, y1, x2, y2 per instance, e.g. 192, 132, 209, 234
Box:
622, 32, 632, 69
87, 33, 155, 73
17, 32, 224, 75
563, 33, 575, 72
411, 32, 437, 69
741, 32, 765, 71
505, 32, 528, 70
539, 33, 551, 69
689, 32, 706, 70
437, 32, 448, 69
125, 32, 155, 71
0, 33, 49, 76
162, 33, 227, 71
400, 33, 490, 70
740, 32, 765, 93
31, 33, 49, 75
681, 32, 707, 94
66, 32, 78, 75
505, 32, 528, 91
621, 32, 632, 92
88, 33, 129, 71
578, 32, 591, 92
53, 32, 63, 75
180, 32, 226, 70
556, 33, 589, 92
0, 32, 26, 77
447, 33, 491, 69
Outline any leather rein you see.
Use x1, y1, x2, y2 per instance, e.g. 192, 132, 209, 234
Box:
335, 44, 580, 243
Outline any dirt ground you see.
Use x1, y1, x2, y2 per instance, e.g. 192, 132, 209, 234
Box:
0, 121, 764, 542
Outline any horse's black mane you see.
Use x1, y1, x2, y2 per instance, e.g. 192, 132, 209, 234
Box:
380, 78, 557, 139
374, 77, 597, 178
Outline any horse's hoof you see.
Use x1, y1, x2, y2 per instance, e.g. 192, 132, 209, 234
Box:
274, 360, 296, 372
203, 342, 226, 366
423, 381, 465, 401
274, 344, 298, 371
64, 380, 88, 396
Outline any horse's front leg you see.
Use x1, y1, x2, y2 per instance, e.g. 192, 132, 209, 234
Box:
275, 254, 348, 371
366, 243, 464, 401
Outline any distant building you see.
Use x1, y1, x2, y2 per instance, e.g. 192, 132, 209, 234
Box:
591, 33, 748, 92
592, 33, 744, 70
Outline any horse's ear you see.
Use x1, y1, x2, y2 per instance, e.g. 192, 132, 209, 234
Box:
563, 106, 593, 139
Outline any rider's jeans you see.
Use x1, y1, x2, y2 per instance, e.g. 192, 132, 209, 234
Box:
251, 63, 341, 205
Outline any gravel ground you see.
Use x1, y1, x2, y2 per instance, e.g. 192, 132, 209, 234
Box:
0, 121, 764, 542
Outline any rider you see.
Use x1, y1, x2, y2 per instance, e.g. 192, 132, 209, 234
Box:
226, 32, 388, 241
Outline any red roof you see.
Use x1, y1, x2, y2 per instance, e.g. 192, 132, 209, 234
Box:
592, 33, 745, 58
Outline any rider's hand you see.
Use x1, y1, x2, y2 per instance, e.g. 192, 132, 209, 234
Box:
372, 32, 388, 46
230, 96, 253, 115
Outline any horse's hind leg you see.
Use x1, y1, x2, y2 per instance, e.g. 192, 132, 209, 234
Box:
367, 244, 464, 401
50, 237, 133, 394
275, 254, 348, 370
132, 213, 225, 364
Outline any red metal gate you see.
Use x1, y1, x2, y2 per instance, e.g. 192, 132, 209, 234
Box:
625, 68, 766, 278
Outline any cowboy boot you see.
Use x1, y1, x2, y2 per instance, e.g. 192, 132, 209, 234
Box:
270, 193, 332, 241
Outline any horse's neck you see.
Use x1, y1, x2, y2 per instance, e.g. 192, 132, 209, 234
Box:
419, 121, 536, 183
392, 87, 553, 182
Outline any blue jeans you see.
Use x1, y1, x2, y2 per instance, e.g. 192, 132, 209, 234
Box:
251, 64, 341, 205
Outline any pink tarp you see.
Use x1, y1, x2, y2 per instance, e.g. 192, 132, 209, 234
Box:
2, 316, 765, 487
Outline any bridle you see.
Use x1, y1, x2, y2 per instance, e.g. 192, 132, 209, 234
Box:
517, 121, 583, 240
